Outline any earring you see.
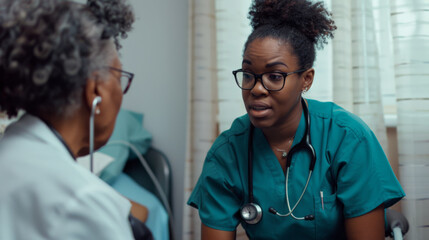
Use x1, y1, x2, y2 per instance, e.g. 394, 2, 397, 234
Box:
95, 108, 100, 115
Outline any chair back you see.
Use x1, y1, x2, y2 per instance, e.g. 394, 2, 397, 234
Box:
123, 147, 172, 211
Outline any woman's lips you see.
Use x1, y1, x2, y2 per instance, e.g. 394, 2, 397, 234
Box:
248, 104, 272, 118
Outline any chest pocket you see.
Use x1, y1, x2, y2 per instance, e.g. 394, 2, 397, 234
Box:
314, 192, 345, 239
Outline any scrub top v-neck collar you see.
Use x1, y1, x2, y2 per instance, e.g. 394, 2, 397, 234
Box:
251, 110, 307, 199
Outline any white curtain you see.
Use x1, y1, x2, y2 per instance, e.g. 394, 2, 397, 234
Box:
185, 0, 429, 239
183, 1, 218, 239
215, 0, 251, 133
306, 0, 388, 150
392, 0, 429, 239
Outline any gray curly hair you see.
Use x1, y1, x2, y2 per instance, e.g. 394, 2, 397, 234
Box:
0, 0, 134, 117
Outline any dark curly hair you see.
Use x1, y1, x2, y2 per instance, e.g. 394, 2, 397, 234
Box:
0, 0, 134, 118
245, 0, 336, 69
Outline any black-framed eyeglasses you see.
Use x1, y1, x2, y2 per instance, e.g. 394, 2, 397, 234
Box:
108, 67, 134, 94
232, 69, 306, 91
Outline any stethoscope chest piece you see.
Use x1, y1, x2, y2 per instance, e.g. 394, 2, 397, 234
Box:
240, 202, 262, 224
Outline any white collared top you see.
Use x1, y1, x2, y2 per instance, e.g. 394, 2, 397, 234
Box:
0, 114, 134, 240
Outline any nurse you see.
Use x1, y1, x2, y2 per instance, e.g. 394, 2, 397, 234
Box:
0, 0, 151, 239
187, 0, 405, 239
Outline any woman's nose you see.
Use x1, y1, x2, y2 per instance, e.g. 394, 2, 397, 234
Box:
250, 78, 268, 96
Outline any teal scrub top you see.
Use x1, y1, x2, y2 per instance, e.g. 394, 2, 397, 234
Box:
187, 99, 405, 240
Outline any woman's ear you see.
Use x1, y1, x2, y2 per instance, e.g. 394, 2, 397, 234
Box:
301, 68, 314, 92
84, 72, 101, 112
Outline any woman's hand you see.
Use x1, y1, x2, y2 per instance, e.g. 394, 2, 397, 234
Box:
129, 200, 149, 223
201, 223, 235, 240
345, 204, 385, 240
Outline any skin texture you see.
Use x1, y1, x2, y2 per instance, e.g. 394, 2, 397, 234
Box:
241, 37, 314, 172
45, 48, 123, 158
202, 224, 235, 240
202, 37, 385, 240
345, 204, 385, 240
130, 200, 149, 223
87, 53, 124, 155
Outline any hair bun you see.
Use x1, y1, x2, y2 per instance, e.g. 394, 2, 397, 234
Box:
248, 0, 336, 48
87, 0, 134, 44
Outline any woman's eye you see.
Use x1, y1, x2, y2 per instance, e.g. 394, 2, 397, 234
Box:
243, 72, 253, 81
267, 73, 283, 81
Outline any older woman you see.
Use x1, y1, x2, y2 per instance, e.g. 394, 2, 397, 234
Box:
0, 0, 150, 239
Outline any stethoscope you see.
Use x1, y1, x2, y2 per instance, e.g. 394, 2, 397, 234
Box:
240, 98, 317, 224
88, 97, 153, 240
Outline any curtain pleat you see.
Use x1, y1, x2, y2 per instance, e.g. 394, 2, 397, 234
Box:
313, 0, 388, 149
215, 0, 250, 133
184, 1, 218, 239
350, 0, 388, 149
331, 0, 353, 111
392, 0, 429, 239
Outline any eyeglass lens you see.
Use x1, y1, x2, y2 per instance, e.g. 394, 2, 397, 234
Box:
236, 72, 285, 90
120, 75, 130, 93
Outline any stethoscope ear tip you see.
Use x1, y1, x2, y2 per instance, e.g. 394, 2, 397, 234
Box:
305, 215, 315, 221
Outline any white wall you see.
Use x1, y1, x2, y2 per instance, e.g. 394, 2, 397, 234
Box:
119, 1, 189, 240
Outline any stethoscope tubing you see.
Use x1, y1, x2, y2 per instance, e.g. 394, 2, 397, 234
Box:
244, 97, 316, 223
284, 168, 313, 219
248, 122, 255, 204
